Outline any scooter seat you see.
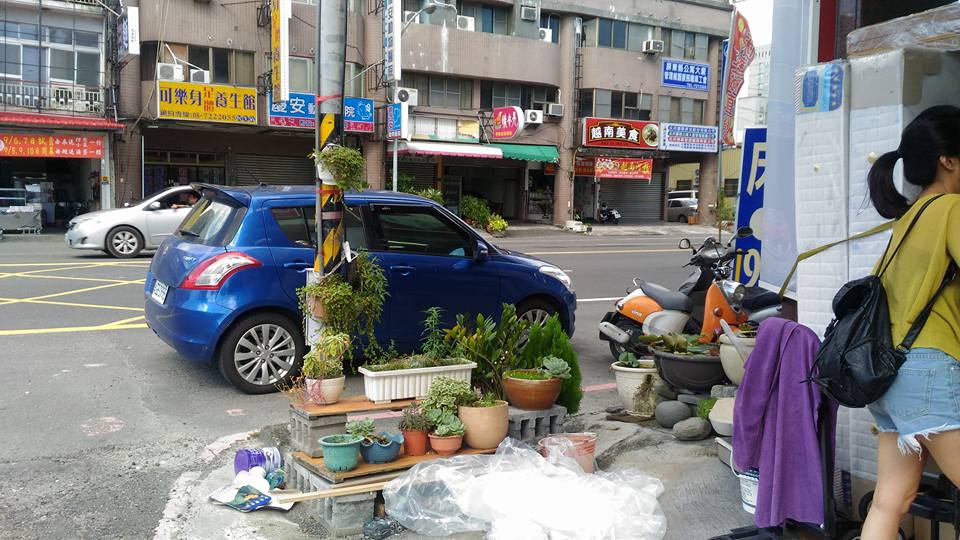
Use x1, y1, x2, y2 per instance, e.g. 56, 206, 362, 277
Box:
743, 288, 780, 311
638, 281, 694, 313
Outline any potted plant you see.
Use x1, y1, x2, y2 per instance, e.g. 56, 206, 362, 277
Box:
398, 406, 431, 457
427, 411, 466, 456
301, 330, 350, 405
456, 388, 509, 450
611, 352, 660, 419
503, 356, 571, 410
309, 145, 368, 193
486, 214, 508, 237
346, 418, 404, 464
359, 308, 476, 402
318, 434, 363, 472
444, 304, 530, 400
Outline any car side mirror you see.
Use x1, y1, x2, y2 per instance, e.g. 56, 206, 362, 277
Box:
475, 242, 489, 262
146, 201, 161, 211
678, 238, 692, 250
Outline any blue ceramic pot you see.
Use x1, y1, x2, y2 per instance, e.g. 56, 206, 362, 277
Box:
319, 434, 362, 472
360, 432, 404, 464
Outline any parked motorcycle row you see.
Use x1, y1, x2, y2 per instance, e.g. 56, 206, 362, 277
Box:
598, 227, 782, 361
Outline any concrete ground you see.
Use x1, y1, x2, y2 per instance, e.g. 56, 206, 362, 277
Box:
0, 224, 752, 539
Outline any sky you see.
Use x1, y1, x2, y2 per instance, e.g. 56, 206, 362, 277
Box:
733, 0, 773, 46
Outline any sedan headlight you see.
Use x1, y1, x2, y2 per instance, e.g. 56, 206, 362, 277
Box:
539, 265, 573, 292
719, 280, 745, 306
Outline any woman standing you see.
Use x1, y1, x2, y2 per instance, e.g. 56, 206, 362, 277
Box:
861, 105, 960, 538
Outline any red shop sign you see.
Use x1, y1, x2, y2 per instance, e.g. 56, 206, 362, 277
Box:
594, 157, 653, 180
543, 157, 595, 176
0, 134, 105, 158
492, 106, 525, 139
581, 117, 659, 149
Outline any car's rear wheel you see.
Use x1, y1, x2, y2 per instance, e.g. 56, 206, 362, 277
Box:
218, 312, 304, 394
105, 226, 143, 258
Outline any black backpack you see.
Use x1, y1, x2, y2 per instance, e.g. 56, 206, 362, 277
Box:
811, 195, 957, 408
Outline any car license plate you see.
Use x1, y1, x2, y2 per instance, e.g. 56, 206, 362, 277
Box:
151, 280, 169, 304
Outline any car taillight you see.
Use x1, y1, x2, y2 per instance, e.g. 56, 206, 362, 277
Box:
180, 252, 261, 290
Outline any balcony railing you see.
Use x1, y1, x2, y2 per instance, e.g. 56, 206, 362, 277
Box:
0, 80, 105, 115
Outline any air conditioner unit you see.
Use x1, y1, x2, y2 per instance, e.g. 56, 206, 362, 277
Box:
403, 11, 418, 24
456, 15, 475, 32
538, 28, 553, 42
525, 109, 544, 124
545, 102, 564, 117
190, 69, 211, 83
157, 63, 184, 82
520, 5, 537, 21
394, 87, 419, 107
642, 39, 665, 54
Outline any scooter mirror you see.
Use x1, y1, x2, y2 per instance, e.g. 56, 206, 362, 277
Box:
736, 227, 754, 239
678, 238, 692, 250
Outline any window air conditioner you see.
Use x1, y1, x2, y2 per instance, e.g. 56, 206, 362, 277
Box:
520, 6, 537, 21
456, 15, 475, 32
157, 63, 184, 82
394, 87, 419, 107
642, 40, 665, 54
525, 109, 544, 124
190, 69, 211, 83
538, 28, 553, 42
545, 102, 564, 117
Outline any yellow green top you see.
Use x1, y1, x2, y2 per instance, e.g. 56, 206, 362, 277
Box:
878, 194, 960, 361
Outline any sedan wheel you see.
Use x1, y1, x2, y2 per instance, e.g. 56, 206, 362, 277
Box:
106, 226, 143, 258
516, 299, 559, 345
219, 313, 304, 394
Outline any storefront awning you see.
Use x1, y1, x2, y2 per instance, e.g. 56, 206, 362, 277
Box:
392, 141, 503, 159
0, 111, 124, 131
490, 143, 559, 163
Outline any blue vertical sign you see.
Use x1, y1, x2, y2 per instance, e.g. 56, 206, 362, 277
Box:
386, 102, 407, 139
735, 127, 767, 287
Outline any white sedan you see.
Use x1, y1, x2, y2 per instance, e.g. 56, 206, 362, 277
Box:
65, 185, 200, 258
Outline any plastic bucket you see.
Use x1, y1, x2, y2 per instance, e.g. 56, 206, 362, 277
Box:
538, 433, 598, 474
729, 448, 759, 514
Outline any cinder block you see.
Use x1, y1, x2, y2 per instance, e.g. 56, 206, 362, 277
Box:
286, 453, 377, 537
289, 408, 347, 458
507, 405, 566, 444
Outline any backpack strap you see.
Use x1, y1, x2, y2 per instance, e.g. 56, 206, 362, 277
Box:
900, 261, 958, 351
877, 194, 945, 278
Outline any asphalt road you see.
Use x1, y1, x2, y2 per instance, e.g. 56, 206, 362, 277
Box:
0, 227, 696, 538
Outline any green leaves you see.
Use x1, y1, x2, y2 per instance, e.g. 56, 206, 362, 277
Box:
519, 316, 583, 413
541, 356, 571, 380
310, 145, 368, 192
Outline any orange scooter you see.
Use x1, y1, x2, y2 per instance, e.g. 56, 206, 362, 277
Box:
598, 227, 780, 359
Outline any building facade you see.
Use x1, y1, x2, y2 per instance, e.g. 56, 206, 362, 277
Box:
0, 0, 121, 227
107, 0, 730, 224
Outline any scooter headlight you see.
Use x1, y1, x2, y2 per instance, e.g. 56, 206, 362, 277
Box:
719, 280, 745, 306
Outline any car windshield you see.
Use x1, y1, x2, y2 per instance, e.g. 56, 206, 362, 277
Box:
177, 196, 245, 246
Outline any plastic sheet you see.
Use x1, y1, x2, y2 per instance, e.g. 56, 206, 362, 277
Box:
846, 3, 960, 57
383, 438, 667, 539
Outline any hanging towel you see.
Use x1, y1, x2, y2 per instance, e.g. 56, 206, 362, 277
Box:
733, 317, 838, 528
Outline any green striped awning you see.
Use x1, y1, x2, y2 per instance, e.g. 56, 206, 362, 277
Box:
489, 143, 559, 163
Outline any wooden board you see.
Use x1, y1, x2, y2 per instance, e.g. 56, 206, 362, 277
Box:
292, 448, 495, 483
291, 395, 416, 418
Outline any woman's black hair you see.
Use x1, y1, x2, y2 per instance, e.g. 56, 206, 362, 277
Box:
868, 105, 960, 219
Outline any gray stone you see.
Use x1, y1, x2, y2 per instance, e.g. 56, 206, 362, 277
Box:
677, 393, 710, 406
673, 417, 713, 441
655, 400, 692, 428
711, 385, 738, 399
655, 381, 678, 400
605, 405, 625, 414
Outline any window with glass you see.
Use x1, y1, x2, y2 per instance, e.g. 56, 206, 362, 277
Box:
480, 81, 556, 110
370, 206, 474, 257
401, 73, 471, 109
579, 89, 652, 120
186, 46, 255, 86
582, 18, 655, 52
663, 29, 709, 62
657, 96, 706, 124
723, 178, 739, 198
0, 22, 102, 86
289, 56, 313, 93
480, 5, 509, 34
539, 12, 559, 43
345, 62, 364, 97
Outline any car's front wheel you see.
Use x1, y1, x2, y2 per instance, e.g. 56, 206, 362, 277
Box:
517, 298, 557, 328
218, 312, 304, 394
105, 225, 143, 258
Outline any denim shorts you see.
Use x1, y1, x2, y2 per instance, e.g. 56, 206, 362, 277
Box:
868, 348, 960, 455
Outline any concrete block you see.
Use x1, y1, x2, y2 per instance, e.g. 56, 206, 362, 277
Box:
507, 405, 566, 444
289, 409, 347, 458
286, 453, 377, 538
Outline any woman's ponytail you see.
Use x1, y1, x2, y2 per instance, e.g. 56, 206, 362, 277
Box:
868, 150, 908, 219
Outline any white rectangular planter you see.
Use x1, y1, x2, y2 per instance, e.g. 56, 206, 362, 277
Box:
358, 363, 477, 403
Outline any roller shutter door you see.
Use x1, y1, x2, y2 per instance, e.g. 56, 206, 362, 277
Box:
235, 154, 314, 186
598, 173, 664, 220
397, 159, 437, 189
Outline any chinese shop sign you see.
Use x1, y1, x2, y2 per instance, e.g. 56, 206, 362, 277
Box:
581, 117, 659, 149
268, 91, 317, 129
158, 81, 258, 125
0, 134, 104, 158
594, 157, 653, 180
492, 106, 525, 139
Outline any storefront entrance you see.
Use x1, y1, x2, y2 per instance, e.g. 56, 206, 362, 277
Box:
598, 172, 665, 221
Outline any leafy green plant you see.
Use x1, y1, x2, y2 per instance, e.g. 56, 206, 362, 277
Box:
646, 333, 718, 356
309, 145, 368, 192
432, 412, 466, 437
421, 376, 472, 418
486, 214, 508, 233
398, 407, 431, 432
412, 187, 444, 204
541, 356, 571, 380
697, 397, 718, 420
361, 355, 470, 372
302, 330, 349, 379
460, 195, 491, 227
504, 369, 549, 381
517, 315, 583, 413
617, 352, 650, 369
421, 307, 448, 360
397, 173, 416, 193
346, 418, 389, 445
444, 304, 530, 399
457, 388, 499, 408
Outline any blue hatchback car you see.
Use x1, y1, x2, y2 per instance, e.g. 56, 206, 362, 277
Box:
145, 184, 576, 393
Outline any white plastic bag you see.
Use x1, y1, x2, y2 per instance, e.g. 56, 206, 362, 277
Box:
383, 438, 666, 539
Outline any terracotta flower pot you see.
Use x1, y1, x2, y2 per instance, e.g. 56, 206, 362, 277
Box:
503, 370, 562, 410
402, 430, 429, 456
306, 294, 326, 321
457, 400, 508, 450
304, 376, 345, 405
428, 434, 463, 456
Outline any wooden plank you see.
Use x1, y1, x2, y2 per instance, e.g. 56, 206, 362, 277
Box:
291, 395, 416, 418
272, 480, 390, 505
292, 448, 495, 483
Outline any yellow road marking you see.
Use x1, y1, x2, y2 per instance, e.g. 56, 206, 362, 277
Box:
99, 315, 146, 328
0, 262, 121, 279
0, 272, 145, 285
526, 248, 687, 255
0, 279, 143, 307
0, 298, 143, 312
0, 261, 150, 267
0, 322, 148, 336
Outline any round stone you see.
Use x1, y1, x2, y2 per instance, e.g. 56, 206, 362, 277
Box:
673, 417, 713, 441
655, 400, 692, 428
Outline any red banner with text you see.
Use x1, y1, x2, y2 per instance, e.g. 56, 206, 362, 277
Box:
0, 134, 105, 158
594, 157, 653, 180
